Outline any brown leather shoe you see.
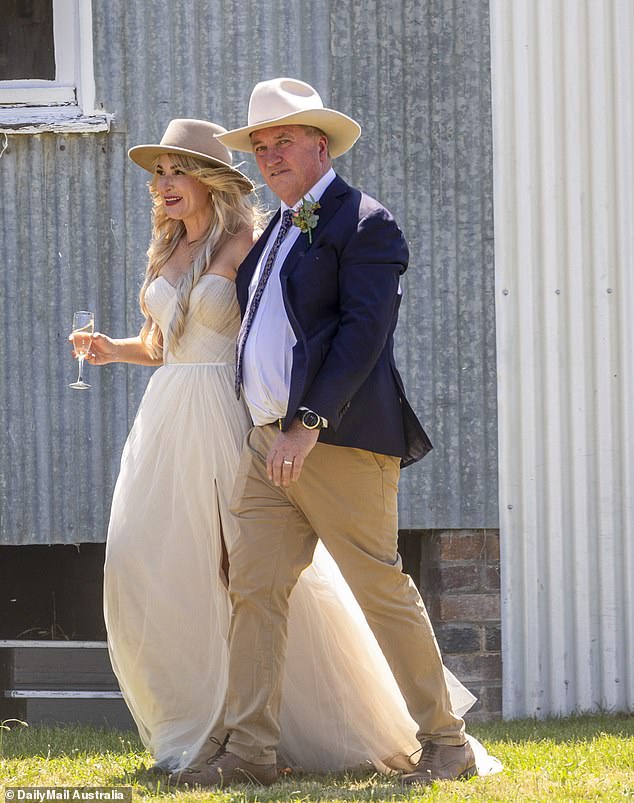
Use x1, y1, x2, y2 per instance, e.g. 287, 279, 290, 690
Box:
401, 740, 477, 785
170, 749, 277, 788
145, 762, 170, 776
187, 733, 231, 770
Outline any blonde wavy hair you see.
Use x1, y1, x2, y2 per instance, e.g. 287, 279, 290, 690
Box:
138, 154, 262, 358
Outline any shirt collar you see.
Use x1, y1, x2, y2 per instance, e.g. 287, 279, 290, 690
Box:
281, 167, 337, 214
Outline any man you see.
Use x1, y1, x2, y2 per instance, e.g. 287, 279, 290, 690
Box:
177, 77, 475, 787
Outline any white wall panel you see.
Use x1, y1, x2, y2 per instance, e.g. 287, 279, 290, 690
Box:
491, 0, 634, 717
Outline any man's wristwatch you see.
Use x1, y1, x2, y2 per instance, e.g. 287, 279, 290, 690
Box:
297, 408, 327, 430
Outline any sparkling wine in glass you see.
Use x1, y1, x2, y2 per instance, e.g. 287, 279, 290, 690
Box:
69, 310, 94, 390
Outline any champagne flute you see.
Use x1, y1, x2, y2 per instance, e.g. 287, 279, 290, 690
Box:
69, 310, 94, 389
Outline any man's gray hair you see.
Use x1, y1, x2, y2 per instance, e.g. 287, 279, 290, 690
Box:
301, 125, 331, 158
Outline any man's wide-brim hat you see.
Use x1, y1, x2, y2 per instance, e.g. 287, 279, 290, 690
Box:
216, 78, 361, 159
128, 118, 254, 192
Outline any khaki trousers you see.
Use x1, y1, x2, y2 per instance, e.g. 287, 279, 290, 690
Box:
225, 424, 465, 764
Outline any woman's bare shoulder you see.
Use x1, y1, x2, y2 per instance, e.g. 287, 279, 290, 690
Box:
228, 224, 259, 261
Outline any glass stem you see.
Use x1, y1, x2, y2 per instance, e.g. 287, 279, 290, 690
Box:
76, 356, 85, 384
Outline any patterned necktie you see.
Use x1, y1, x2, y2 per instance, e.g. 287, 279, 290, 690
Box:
235, 209, 295, 399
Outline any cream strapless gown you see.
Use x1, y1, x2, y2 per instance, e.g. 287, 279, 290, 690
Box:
103, 274, 501, 775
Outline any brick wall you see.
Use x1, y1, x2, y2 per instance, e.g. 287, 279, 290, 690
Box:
400, 529, 502, 722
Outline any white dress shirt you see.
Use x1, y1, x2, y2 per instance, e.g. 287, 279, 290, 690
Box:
242, 168, 336, 426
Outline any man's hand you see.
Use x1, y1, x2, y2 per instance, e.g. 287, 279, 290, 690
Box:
267, 419, 320, 487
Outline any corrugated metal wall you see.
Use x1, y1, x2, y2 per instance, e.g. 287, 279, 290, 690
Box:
0, 0, 496, 545
491, 0, 634, 717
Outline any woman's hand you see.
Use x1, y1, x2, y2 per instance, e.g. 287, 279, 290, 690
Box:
69, 332, 162, 367
68, 331, 119, 365
86, 332, 120, 365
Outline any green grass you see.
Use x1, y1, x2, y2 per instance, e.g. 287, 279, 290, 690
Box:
1, 713, 633, 802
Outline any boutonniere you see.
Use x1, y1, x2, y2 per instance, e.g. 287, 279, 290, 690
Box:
292, 195, 320, 244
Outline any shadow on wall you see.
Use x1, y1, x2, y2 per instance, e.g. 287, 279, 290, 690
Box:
0, 544, 108, 640
0, 536, 424, 641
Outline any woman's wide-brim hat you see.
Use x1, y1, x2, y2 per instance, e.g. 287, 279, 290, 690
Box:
128, 118, 254, 192
215, 78, 361, 159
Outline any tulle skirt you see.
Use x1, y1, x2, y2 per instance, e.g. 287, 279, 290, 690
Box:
104, 362, 501, 774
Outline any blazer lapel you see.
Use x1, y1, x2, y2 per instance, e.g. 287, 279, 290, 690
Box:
235, 210, 280, 314
280, 175, 350, 278
238, 175, 351, 310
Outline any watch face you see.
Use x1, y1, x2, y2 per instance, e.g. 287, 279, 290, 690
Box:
302, 410, 320, 429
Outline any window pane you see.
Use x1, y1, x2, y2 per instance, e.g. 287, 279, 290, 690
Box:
0, 0, 55, 80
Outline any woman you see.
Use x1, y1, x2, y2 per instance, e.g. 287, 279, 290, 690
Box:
89, 119, 498, 777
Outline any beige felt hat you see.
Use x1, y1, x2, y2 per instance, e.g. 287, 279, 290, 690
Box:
216, 78, 361, 158
128, 118, 254, 192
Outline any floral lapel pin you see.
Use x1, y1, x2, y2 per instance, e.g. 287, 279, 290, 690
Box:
292, 195, 320, 244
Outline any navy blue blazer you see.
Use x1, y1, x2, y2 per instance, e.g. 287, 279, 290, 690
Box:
236, 174, 432, 467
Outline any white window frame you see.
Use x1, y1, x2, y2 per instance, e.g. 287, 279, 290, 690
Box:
0, 0, 111, 133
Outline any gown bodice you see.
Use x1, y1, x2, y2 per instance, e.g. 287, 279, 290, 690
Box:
145, 274, 240, 364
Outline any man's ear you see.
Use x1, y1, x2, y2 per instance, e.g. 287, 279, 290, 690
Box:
318, 135, 330, 162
